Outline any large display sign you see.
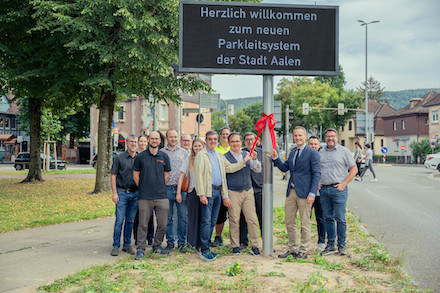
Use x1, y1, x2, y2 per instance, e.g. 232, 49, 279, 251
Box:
179, 1, 339, 76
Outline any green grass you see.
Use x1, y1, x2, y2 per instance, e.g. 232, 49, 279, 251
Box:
0, 168, 96, 176
0, 178, 113, 232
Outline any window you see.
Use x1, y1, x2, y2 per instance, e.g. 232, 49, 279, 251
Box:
117, 106, 125, 122
0, 117, 3, 128
393, 121, 397, 131
160, 104, 166, 120
425, 118, 429, 125
341, 140, 345, 146
349, 121, 353, 131
381, 139, 384, 147
11, 118, 16, 129
432, 110, 439, 123
341, 125, 344, 131
401, 120, 405, 130
4, 118, 9, 129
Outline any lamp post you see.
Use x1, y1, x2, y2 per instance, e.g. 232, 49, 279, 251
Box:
358, 20, 379, 144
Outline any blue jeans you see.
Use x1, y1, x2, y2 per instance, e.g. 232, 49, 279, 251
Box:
200, 188, 222, 253
113, 189, 138, 248
319, 186, 348, 247
166, 186, 188, 246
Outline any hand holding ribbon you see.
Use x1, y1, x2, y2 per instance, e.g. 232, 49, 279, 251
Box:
249, 113, 277, 155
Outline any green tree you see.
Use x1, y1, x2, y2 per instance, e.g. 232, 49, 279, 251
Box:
32, 0, 211, 192
228, 110, 254, 136
242, 101, 263, 128
1, 1, 92, 182
211, 110, 227, 134
315, 64, 346, 95
410, 139, 440, 163
357, 76, 385, 101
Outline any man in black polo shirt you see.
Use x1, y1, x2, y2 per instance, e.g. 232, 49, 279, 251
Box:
133, 131, 171, 259
110, 134, 139, 256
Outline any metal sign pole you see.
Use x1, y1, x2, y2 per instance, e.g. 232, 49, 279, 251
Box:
262, 75, 274, 257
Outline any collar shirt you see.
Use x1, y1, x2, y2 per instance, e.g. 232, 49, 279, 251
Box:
111, 151, 138, 190
292, 144, 306, 169
230, 150, 261, 173
319, 144, 356, 185
207, 147, 222, 186
160, 145, 188, 186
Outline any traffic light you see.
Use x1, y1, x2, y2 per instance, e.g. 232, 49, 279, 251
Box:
338, 103, 345, 115
289, 110, 294, 127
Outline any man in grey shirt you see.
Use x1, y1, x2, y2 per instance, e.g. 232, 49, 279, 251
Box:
319, 128, 358, 256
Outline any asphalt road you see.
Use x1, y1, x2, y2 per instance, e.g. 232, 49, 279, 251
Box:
347, 165, 440, 291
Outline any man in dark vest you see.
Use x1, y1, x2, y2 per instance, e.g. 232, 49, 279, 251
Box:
224, 132, 262, 256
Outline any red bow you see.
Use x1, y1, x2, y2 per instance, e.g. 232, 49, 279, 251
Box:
250, 113, 277, 154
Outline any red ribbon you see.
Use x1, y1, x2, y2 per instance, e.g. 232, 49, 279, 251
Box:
250, 112, 277, 154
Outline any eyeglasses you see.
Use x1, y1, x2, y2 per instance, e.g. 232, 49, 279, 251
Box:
149, 138, 160, 141
325, 135, 337, 138
229, 140, 241, 143
207, 138, 218, 141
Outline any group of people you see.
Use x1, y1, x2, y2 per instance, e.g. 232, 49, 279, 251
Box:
110, 125, 358, 262
354, 141, 378, 182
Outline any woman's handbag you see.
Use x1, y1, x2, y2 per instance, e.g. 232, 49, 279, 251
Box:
181, 174, 190, 192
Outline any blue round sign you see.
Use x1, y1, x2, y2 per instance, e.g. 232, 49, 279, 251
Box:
112, 120, 115, 130
381, 147, 388, 154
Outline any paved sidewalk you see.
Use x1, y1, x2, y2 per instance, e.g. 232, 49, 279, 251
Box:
0, 217, 121, 292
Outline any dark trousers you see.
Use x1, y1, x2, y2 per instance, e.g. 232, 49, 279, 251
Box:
137, 199, 169, 251
311, 195, 326, 244
133, 210, 154, 246
186, 189, 201, 249
356, 161, 362, 176
239, 190, 263, 246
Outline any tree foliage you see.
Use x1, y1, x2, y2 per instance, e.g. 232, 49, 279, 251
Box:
410, 138, 440, 163
357, 76, 385, 101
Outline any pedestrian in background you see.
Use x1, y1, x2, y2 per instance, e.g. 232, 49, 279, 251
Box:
354, 141, 362, 179
357, 144, 377, 182
110, 134, 139, 256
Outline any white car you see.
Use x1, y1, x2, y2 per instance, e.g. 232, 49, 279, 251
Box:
424, 152, 440, 172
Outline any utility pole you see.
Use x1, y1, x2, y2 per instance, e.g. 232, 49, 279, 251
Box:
284, 104, 289, 156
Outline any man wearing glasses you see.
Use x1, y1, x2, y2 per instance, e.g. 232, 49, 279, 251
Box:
319, 128, 357, 256
194, 130, 252, 261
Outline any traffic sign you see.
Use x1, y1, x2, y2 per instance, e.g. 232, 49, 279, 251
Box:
432, 142, 436, 147
401, 145, 405, 150
431, 133, 436, 140
381, 147, 388, 154
113, 127, 120, 135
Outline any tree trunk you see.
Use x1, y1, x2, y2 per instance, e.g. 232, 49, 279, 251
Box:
92, 89, 116, 193
22, 98, 43, 183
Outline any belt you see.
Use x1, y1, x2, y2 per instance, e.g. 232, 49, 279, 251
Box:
168, 185, 178, 188
117, 187, 137, 193
212, 185, 222, 190
322, 183, 338, 187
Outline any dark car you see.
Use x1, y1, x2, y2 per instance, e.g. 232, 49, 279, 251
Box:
92, 151, 119, 168
14, 152, 67, 171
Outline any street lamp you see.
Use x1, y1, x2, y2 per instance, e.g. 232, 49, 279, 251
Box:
358, 19, 379, 144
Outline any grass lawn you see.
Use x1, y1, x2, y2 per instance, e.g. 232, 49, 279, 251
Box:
0, 169, 96, 176
0, 177, 112, 232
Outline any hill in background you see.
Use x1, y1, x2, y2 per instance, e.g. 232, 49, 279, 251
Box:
221, 88, 439, 111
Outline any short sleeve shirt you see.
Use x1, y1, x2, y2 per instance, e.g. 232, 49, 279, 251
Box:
319, 144, 356, 185
134, 148, 171, 200
110, 151, 137, 190
160, 146, 188, 186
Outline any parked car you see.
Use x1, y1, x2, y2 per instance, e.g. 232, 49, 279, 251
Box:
92, 151, 120, 168
14, 152, 67, 170
424, 152, 440, 172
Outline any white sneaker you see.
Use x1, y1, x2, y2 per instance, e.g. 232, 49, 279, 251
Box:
318, 243, 326, 252
371, 178, 377, 182
354, 177, 360, 181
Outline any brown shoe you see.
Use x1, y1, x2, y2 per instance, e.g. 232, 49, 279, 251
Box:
294, 252, 308, 259
278, 250, 295, 258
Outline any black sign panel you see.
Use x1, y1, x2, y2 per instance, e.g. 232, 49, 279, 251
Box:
179, 1, 338, 76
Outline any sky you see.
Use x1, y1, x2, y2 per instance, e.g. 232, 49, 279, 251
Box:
211, 0, 440, 99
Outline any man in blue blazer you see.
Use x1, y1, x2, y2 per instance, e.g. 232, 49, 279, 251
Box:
272, 126, 321, 259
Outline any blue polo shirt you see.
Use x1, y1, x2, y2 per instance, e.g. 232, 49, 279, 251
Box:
134, 148, 171, 200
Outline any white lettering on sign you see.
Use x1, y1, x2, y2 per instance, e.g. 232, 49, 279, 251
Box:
270, 56, 301, 66
218, 38, 300, 53
238, 55, 268, 65
256, 26, 290, 36
200, 7, 246, 19
249, 9, 317, 21
229, 25, 253, 34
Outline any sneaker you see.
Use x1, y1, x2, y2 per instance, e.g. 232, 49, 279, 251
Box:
318, 243, 326, 252
178, 244, 190, 253
278, 250, 295, 258
354, 177, 360, 181
294, 252, 307, 259
110, 247, 119, 256
251, 246, 261, 256
212, 236, 223, 247
165, 243, 175, 251
338, 246, 347, 255
371, 178, 378, 182
153, 246, 170, 255
320, 245, 337, 256
134, 249, 145, 260
199, 251, 217, 262
232, 247, 241, 255
122, 245, 135, 255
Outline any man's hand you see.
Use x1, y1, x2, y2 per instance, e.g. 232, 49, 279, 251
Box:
335, 182, 347, 191
200, 195, 208, 205
271, 149, 278, 158
306, 195, 315, 204
318, 184, 322, 190
112, 193, 119, 204
176, 192, 182, 203
251, 151, 257, 160
222, 197, 231, 208
243, 153, 251, 162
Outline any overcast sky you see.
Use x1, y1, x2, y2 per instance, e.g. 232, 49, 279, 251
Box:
211, 0, 440, 99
